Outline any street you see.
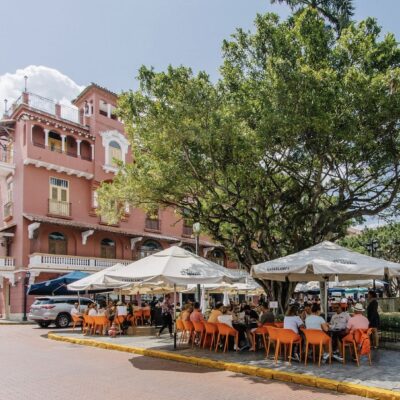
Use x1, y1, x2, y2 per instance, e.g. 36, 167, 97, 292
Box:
0, 326, 364, 400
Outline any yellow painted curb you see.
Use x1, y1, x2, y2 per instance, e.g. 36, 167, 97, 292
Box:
47, 333, 400, 400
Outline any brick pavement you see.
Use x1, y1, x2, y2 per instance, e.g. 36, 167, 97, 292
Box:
0, 326, 364, 400
53, 329, 400, 393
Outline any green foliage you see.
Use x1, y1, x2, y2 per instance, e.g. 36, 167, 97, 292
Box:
270, 0, 354, 33
98, 9, 400, 308
380, 313, 400, 332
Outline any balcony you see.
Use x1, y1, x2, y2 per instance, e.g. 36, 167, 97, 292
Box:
0, 257, 15, 271
145, 218, 160, 231
28, 253, 130, 273
3, 201, 12, 220
48, 199, 71, 218
8, 92, 83, 125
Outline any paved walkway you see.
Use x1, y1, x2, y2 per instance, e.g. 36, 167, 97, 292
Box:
0, 326, 363, 400
53, 329, 400, 394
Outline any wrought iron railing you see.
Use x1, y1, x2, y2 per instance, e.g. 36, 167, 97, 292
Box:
48, 199, 71, 217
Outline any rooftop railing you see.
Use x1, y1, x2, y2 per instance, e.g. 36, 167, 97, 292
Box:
7, 92, 82, 125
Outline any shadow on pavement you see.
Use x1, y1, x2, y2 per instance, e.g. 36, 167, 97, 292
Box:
128, 355, 219, 374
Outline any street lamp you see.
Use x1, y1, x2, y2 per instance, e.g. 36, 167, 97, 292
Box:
364, 239, 379, 291
22, 271, 31, 321
193, 222, 201, 301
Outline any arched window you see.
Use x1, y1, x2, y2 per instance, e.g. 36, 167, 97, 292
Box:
101, 238, 116, 259
49, 131, 62, 152
109, 141, 122, 167
49, 232, 67, 255
139, 240, 162, 259
209, 249, 225, 266
182, 245, 195, 253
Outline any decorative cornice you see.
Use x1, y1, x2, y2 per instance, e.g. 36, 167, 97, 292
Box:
17, 111, 95, 140
23, 158, 94, 180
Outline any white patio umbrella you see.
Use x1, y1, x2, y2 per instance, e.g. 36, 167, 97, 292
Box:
200, 286, 207, 313
67, 263, 131, 291
251, 241, 400, 313
251, 241, 400, 282
223, 289, 230, 306
104, 246, 238, 348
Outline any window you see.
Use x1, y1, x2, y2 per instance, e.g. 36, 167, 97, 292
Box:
101, 238, 116, 259
92, 190, 98, 208
139, 240, 162, 259
99, 100, 108, 117
6, 180, 13, 204
49, 232, 67, 255
109, 141, 122, 167
145, 209, 160, 230
209, 249, 225, 266
49, 178, 70, 216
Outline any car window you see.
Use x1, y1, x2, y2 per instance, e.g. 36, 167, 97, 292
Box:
33, 299, 54, 305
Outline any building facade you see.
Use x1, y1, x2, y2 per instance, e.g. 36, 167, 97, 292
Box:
0, 84, 232, 320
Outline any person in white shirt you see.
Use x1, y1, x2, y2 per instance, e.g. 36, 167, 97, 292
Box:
71, 303, 82, 318
305, 304, 330, 362
283, 306, 303, 362
88, 303, 98, 317
117, 301, 128, 317
329, 303, 349, 360
217, 307, 233, 328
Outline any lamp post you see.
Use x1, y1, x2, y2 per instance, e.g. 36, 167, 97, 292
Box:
193, 222, 201, 302
22, 271, 31, 321
365, 239, 379, 291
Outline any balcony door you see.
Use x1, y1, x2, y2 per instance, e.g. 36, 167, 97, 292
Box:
49, 177, 69, 216
101, 238, 116, 259
49, 232, 67, 255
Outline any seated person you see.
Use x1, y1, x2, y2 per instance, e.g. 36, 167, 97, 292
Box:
116, 301, 127, 317
347, 303, 369, 333
283, 305, 303, 362
180, 304, 193, 321
329, 302, 350, 361
71, 302, 83, 320
208, 302, 223, 323
217, 307, 233, 328
259, 303, 275, 325
305, 304, 331, 362
190, 302, 205, 323
88, 303, 98, 317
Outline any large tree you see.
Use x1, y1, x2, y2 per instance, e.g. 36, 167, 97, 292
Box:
98, 8, 400, 310
271, 0, 354, 33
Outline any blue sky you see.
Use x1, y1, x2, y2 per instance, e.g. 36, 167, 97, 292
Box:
1, 0, 399, 92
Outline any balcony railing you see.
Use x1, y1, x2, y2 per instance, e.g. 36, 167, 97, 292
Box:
3, 202, 12, 219
145, 218, 160, 231
28, 253, 130, 272
0, 257, 15, 270
32, 141, 92, 161
8, 92, 82, 125
48, 199, 71, 217
0, 148, 13, 164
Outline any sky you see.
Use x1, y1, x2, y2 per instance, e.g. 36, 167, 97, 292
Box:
1, 0, 400, 111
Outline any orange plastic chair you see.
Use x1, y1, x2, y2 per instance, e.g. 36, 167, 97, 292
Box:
182, 320, 194, 344
176, 319, 185, 345
93, 316, 109, 335
303, 329, 332, 367
71, 314, 83, 331
203, 322, 218, 351
82, 315, 94, 335
215, 323, 239, 353
265, 326, 280, 359
191, 321, 206, 348
142, 308, 151, 324
114, 315, 126, 335
134, 309, 144, 326
274, 328, 302, 365
342, 328, 372, 366
251, 326, 269, 351
274, 322, 284, 328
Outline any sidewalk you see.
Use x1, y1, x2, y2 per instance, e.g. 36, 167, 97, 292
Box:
0, 319, 35, 325
49, 330, 400, 399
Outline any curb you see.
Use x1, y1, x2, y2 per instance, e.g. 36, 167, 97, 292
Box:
47, 333, 400, 400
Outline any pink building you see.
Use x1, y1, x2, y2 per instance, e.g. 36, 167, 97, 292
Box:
0, 84, 231, 320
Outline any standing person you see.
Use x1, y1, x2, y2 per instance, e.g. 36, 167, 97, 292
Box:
367, 290, 380, 348
156, 294, 173, 338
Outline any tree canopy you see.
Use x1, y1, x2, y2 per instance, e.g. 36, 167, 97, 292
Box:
98, 8, 400, 307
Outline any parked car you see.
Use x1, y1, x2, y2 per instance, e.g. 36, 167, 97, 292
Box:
28, 296, 95, 328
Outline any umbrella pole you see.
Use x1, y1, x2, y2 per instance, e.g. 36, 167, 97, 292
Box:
78, 291, 81, 309
173, 283, 177, 350
324, 277, 328, 317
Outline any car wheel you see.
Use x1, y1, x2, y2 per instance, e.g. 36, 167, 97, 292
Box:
55, 313, 71, 329
37, 321, 51, 328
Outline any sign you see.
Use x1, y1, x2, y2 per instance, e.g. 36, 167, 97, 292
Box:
269, 301, 279, 309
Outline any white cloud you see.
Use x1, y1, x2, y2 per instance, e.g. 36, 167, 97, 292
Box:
0, 65, 85, 116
